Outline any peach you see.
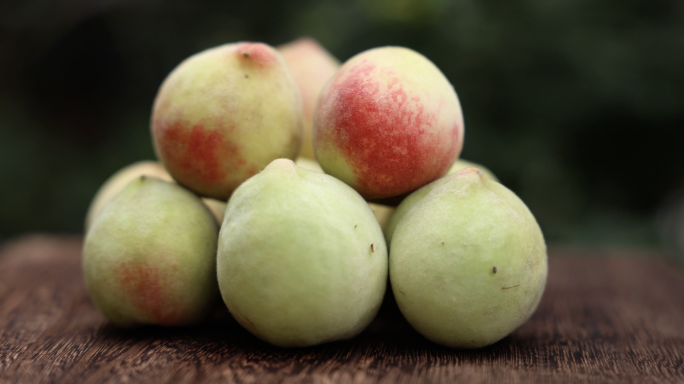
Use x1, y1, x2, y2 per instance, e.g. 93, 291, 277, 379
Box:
83, 176, 220, 327
389, 168, 547, 348
151, 42, 303, 200
278, 38, 340, 160
313, 46, 464, 200
85, 161, 172, 231
217, 159, 387, 347
385, 160, 498, 245
85, 161, 227, 231
294, 156, 396, 236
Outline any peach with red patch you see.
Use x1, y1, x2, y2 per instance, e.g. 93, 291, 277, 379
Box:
82, 176, 220, 328
151, 41, 303, 200
313, 47, 464, 200
118, 261, 182, 326
154, 119, 246, 194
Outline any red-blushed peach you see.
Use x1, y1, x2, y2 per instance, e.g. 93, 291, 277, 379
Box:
83, 176, 220, 327
313, 46, 464, 200
278, 37, 340, 160
85, 161, 227, 231
151, 42, 303, 200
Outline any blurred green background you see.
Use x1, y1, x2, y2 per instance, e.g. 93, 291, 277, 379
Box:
1, 0, 683, 249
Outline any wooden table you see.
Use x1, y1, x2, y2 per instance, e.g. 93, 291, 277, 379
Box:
1, 235, 683, 383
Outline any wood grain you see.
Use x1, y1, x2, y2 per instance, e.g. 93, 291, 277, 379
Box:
1, 236, 683, 383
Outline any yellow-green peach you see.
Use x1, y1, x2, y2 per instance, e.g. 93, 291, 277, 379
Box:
385, 160, 498, 244
390, 167, 547, 348
313, 46, 464, 200
83, 176, 220, 327
85, 161, 227, 230
217, 159, 387, 347
152, 42, 303, 200
85, 161, 172, 231
294, 156, 395, 237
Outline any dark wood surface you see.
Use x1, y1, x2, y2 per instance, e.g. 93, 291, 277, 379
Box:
1, 235, 683, 384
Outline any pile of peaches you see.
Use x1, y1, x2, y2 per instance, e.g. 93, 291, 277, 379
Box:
83, 38, 547, 349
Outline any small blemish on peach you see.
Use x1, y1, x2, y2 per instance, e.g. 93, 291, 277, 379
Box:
235, 43, 277, 68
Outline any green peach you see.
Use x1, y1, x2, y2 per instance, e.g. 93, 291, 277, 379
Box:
85, 161, 227, 231
152, 42, 303, 200
217, 159, 387, 347
83, 176, 220, 327
385, 161, 498, 244
294, 156, 395, 236
85, 161, 172, 231
389, 167, 547, 348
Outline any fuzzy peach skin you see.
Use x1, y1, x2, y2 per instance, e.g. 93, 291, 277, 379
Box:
389, 167, 547, 348
385, 162, 498, 245
85, 161, 227, 231
85, 161, 173, 231
217, 159, 387, 347
151, 42, 303, 200
313, 46, 464, 200
278, 37, 340, 160
294, 156, 396, 235
83, 176, 220, 327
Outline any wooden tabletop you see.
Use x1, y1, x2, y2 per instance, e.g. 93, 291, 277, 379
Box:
1, 235, 683, 383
